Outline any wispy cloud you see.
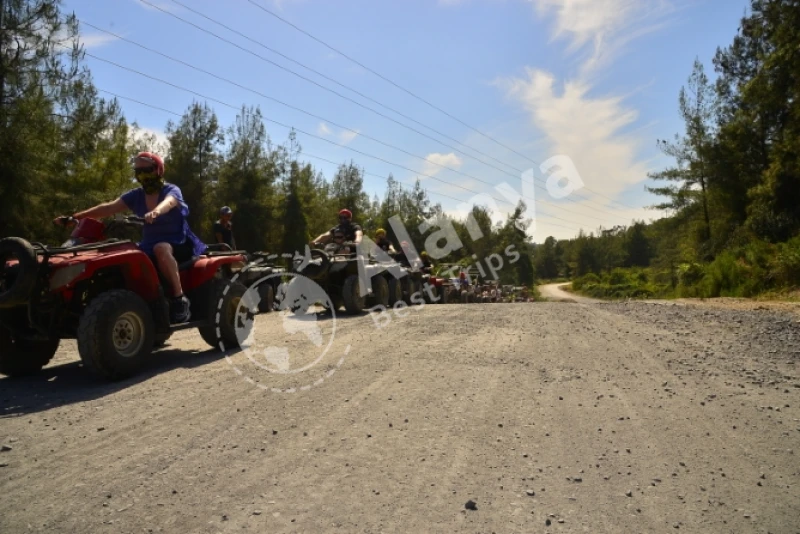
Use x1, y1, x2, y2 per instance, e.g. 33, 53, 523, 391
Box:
527, 0, 676, 74
77, 33, 120, 50
422, 152, 463, 178
317, 122, 359, 145
492, 0, 674, 231
339, 129, 359, 145
317, 122, 331, 136
499, 68, 648, 197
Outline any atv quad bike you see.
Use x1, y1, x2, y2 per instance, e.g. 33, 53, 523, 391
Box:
286, 242, 390, 315
235, 251, 287, 314
435, 264, 479, 304
0, 216, 252, 381
385, 251, 435, 307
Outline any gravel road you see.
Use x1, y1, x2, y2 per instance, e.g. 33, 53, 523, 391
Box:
1, 299, 799, 533
539, 283, 600, 303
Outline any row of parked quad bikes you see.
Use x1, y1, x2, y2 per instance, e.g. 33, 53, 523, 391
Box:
0, 216, 532, 382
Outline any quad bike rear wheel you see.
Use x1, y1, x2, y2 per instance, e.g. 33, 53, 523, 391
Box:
77, 289, 155, 380
387, 277, 403, 306
0, 328, 59, 377
199, 278, 250, 350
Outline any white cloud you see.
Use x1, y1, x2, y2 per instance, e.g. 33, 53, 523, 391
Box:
527, 0, 675, 74
339, 129, 359, 145
77, 33, 119, 50
490, 0, 675, 239
422, 152, 463, 178
500, 68, 647, 197
316, 122, 358, 145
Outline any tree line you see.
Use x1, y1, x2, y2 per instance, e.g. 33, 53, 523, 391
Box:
533, 0, 800, 299
0, 0, 536, 288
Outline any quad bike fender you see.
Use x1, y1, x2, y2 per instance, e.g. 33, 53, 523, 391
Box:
55, 249, 162, 302
181, 254, 247, 292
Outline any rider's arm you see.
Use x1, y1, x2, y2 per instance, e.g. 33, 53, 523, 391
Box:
354, 229, 363, 245
151, 194, 179, 217
312, 232, 331, 246
73, 197, 128, 220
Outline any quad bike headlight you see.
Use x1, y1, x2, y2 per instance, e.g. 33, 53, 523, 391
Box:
49, 264, 86, 291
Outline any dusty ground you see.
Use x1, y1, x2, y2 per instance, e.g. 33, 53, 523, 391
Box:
1, 298, 800, 533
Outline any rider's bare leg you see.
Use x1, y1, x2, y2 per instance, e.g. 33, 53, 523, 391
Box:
153, 242, 184, 297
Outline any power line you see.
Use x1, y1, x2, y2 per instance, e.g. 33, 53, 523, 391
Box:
245, 0, 642, 212
141, 0, 627, 220
79, 19, 615, 226
165, 0, 519, 177
96, 86, 596, 235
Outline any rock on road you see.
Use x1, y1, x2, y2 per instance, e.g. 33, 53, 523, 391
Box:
1, 300, 799, 533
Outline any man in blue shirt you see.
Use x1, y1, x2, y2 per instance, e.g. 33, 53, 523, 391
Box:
60, 152, 206, 323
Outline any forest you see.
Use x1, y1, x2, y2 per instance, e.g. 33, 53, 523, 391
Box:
535, 0, 800, 299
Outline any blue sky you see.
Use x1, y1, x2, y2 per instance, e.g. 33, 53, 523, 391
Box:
61, 0, 751, 241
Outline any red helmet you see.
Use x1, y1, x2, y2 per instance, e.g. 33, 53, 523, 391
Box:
338, 208, 352, 219
132, 151, 164, 177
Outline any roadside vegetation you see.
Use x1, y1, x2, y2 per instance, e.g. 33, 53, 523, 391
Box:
533, 0, 800, 301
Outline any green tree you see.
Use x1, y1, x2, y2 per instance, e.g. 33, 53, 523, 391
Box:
331, 160, 369, 221
646, 58, 716, 247
281, 161, 310, 255
625, 222, 652, 267
164, 101, 224, 235
217, 105, 274, 251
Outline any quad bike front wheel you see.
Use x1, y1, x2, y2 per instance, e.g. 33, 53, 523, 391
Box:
0, 328, 60, 377
199, 278, 250, 350
369, 275, 389, 308
77, 289, 155, 380
0, 237, 38, 309
342, 274, 365, 313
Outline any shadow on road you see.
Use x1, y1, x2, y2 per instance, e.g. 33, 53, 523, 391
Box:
0, 345, 230, 419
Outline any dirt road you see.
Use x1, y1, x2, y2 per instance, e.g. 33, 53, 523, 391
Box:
539, 282, 600, 303
2, 300, 799, 533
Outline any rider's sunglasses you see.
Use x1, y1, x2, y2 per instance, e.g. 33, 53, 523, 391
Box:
333, 234, 345, 240
134, 166, 156, 177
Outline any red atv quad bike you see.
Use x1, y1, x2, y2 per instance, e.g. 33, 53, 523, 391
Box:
0, 216, 251, 381
419, 273, 448, 304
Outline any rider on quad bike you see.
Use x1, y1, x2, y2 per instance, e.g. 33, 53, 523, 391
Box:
55, 152, 205, 324
374, 228, 397, 254
311, 208, 363, 249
